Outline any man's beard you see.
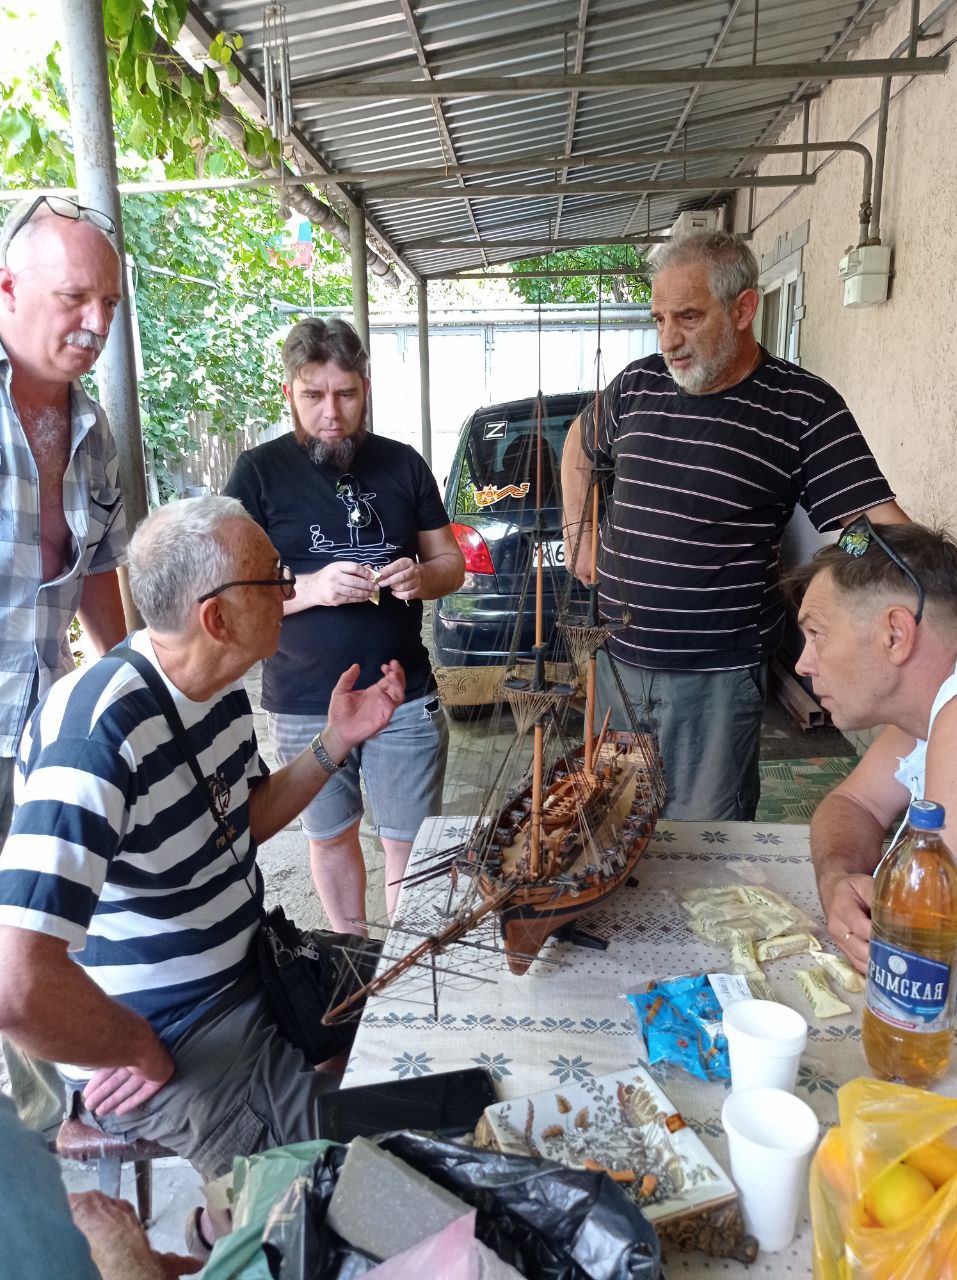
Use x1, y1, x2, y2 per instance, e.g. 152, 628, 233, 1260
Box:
665, 311, 738, 394
304, 432, 363, 468
291, 403, 367, 468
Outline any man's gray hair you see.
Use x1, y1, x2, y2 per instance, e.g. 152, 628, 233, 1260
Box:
128, 495, 252, 632
0, 195, 116, 267
649, 230, 759, 309
282, 317, 369, 385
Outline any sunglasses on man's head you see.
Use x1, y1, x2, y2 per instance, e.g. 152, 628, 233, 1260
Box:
837, 517, 925, 624
3, 195, 116, 262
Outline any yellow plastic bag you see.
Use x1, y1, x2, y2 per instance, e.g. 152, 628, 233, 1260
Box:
811, 1077, 957, 1279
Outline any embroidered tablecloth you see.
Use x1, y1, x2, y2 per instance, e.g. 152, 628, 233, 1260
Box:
344, 818, 955, 1277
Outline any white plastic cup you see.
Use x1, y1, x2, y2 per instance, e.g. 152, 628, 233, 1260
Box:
721, 1087, 819, 1252
722, 999, 808, 1093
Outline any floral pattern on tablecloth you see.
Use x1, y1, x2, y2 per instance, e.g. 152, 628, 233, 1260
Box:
346, 818, 878, 1279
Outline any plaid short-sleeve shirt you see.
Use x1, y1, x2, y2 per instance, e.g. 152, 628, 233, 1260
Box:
0, 343, 128, 757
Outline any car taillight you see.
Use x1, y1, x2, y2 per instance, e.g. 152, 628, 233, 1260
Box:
451, 523, 495, 574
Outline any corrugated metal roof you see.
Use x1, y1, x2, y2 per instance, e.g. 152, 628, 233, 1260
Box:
186, 0, 916, 279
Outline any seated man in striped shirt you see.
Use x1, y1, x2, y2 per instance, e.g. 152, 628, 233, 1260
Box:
0, 495, 405, 1184
562, 229, 906, 822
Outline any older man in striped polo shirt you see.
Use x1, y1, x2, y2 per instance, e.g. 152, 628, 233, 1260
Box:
562, 230, 906, 822
0, 496, 404, 1184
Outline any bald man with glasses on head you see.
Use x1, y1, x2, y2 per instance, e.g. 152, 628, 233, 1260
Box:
789, 521, 957, 973
0, 195, 128, 849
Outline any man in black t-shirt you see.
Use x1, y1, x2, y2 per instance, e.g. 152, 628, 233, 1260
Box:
225, 319, 464, 931
561, 231, 906, 822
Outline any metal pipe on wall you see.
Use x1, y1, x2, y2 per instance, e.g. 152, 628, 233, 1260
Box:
416, 280, 432, 468
868, 77, 892, 243
58, 0, 149, 567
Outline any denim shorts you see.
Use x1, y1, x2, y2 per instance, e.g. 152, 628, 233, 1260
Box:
596, 652, 769, 822
267, 690, 449, 842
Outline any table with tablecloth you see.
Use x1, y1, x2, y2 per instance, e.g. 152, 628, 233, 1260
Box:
343, 818, 955, 1277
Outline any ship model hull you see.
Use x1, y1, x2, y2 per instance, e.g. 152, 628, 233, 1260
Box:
466, 729, 663, 974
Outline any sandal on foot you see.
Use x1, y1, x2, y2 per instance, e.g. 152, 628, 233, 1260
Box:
184, 1206, 214, 1262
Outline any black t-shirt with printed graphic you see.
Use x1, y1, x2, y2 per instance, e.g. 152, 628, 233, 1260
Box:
224, 431, 449, 714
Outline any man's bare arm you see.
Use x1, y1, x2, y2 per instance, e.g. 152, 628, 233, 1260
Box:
248, 660, 405, 844
561, 416, 594, 584
77, 569, 128, 656
0, 925, 172, 1111
810, 725, 914, 970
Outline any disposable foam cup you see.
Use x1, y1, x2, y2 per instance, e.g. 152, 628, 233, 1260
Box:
723, 999, 808, 1094
721, 1087, 819, 1252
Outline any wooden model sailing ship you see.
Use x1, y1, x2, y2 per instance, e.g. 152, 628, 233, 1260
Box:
324, 382, 666, 1023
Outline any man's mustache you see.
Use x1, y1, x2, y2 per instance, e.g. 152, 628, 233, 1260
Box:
66, 330, 106, 353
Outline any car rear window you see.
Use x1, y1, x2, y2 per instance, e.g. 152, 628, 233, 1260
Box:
454, 407, 583, 516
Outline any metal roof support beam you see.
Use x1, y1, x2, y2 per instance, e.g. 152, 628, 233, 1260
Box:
0, 142, 867, 201
371, 175, 816, 199
407, 236, 675, 251
350, 200, 371, 426
623, 0, 745, 235
297, 58, 948, 101
441, 270, 649, 279
554, 0, 590, 239
396, 0, 488, 270
416, 281, 432, 468
59, 0, 149, 552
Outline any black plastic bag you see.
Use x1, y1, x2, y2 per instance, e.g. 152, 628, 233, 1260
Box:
261, 1133, 662, 1280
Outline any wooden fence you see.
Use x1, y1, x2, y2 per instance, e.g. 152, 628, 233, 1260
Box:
161, 413, 283, 497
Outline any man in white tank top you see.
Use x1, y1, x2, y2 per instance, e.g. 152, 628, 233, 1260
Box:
790, 521, 957, 972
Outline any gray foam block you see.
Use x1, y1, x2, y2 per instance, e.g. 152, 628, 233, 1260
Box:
326, 1135, 470, 1260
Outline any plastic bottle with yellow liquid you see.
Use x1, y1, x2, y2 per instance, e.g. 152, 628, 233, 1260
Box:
862, 799, 957, 1086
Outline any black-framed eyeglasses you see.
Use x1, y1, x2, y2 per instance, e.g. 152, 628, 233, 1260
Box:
197, 562, 297, 604
3, 195, 116, 262
335, 473, 371, 528
838, 517, 925, 624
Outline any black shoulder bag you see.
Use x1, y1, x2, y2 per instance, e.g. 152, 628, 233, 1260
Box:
114, 646, 381, 1065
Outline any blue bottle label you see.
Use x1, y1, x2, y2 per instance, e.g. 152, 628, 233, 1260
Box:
866, 940, 953, 1033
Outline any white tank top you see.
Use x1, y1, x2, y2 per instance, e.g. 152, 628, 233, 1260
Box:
893, 664, 957, 801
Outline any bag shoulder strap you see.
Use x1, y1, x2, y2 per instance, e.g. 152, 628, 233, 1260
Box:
107, 643, 265, 920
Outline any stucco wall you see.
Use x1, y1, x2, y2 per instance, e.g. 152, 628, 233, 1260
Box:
734, 0, 957, 526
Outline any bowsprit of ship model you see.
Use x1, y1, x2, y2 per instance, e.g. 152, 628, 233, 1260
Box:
324, 341, 665, 1023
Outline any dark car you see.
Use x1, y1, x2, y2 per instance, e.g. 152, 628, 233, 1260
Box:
433, 392, 592, 715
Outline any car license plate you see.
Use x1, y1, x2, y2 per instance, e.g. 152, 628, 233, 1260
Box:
542, 539, 567, 569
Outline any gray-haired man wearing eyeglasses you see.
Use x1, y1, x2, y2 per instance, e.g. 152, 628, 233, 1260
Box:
0, 195, 128, 850
788, 522, 957, 974
0, 496, 405, 1226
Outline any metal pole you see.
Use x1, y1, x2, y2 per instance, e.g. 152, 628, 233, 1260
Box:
416, 280, 432, 467
59, 0, 149, 547
868, 77, 892, 243
349, 199, 370, 355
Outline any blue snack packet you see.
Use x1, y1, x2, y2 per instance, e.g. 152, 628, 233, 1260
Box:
626, 974, 730, 1081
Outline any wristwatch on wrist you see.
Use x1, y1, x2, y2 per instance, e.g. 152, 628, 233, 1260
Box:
311, 732, 345, 773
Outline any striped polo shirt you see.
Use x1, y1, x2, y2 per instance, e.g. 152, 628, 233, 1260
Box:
589, 350, 895, 672
0, 631, 267, 1070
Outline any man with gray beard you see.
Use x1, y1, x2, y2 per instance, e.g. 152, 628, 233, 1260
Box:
561, 230, 906, 822
0, 196, 129, 1130
225, 319, 463, 934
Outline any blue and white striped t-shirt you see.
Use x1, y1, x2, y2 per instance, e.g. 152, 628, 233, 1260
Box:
0, 631, 267, 1070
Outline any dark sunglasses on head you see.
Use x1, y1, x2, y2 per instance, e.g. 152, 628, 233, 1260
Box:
837, 517, 925, 624
197, 562, 297, 604
3, 195, 116, 262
